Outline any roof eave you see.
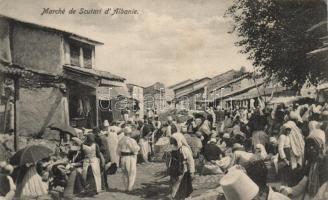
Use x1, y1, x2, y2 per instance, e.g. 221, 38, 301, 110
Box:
0, 14, 104, 46
63, 65, 125, 82
69, 35, 104, 46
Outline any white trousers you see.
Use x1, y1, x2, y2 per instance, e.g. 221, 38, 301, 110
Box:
121, 155, 137, 191
82, 157, 102, 193
139, 138, 150, 162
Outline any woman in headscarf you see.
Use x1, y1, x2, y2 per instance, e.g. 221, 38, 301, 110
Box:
281, 135, 328, 200
308, 121, 326, 150
15, 162, 48, 199
321, 110, 328, 138
81, 134, 103, 195
278, 121, 305, 186
254, 144, 268, 160
106, 123, 120, 166
168, 133, 195, 200
248, 108, 269, 151
62, 137, 84, 199
139, 118, 154, 163
0, 163, 16, 200
228, 143, 254, 168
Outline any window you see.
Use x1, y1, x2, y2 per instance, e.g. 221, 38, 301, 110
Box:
70, 43, 80, 67
83, 47, 92, 68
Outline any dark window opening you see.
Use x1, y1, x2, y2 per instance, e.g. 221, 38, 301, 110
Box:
70, 43, 80, 67
83, 47, 92, 69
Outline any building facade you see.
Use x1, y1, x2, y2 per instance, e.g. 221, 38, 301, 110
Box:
173, 77, 211, 110
127, 83, 144, 118
143, 82, 167, 113
0, 15, 125, 138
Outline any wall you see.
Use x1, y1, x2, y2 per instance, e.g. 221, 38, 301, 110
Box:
12, 23, 63, 75
0, 18, 11, 62
18, 86, 68, 136
144, 82, 167, 112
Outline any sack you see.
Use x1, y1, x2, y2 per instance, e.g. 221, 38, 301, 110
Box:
202, 161, 223, 175
216, 156, 231, 170
168, 149, 184, 177
106, 163, 118, 175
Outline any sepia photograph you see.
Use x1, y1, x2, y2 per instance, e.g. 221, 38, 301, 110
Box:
0, 0, 327, 199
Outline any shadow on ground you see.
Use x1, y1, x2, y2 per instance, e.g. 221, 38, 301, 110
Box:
128, 179, 170, 200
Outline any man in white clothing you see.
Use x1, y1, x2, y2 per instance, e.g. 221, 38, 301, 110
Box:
117, 126, 140, 191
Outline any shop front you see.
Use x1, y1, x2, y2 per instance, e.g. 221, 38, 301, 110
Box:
67, 80, 97, 129
97, 85, 131, 123
63, 65, 126, 129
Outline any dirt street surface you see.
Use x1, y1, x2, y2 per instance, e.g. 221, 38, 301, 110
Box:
80, 162, 222, 200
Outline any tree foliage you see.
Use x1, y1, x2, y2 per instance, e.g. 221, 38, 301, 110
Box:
226, 0, 327, 88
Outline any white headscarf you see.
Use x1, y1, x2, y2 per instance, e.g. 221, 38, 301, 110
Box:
308, 121, 321, 133
282, 121, 305, 168
308, 128, 326, 147
255, 144, 268, 159
171, 132, 190, 150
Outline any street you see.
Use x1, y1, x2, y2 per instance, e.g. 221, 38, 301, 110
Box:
81, 162, 222, 200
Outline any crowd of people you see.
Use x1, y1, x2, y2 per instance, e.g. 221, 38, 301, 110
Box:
1, 98, 328, 200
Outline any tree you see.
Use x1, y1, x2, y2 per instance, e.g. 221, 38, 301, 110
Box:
226, 0, 327, 88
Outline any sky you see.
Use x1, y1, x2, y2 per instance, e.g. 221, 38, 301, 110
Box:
0, 0, 252, 87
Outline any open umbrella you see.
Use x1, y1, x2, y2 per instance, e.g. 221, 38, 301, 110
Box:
10, 145, 53, 166
48, 124, 77, 137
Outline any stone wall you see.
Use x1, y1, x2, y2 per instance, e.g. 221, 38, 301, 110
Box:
18, 85, 68, 136
12, 22, 63, 75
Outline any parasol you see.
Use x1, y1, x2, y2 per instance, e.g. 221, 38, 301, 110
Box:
48, 124, 77, 137
10, 145, 53, 166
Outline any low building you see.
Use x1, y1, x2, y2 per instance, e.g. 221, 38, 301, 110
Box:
173, 77, 211, 110
206, 69, 239, 108
213, 72, 299, 109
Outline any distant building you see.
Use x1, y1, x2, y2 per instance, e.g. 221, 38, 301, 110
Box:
168, 79, 194, 91
173, 77, 211, 110
143, 82, 167, 113
127, 83, 144, 118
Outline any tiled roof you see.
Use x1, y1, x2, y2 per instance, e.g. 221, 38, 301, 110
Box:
174, 77, 211, 91
63, 65, 125, 82
168, 79, 193, 89
207, 70, 238, 92
0, 61, 33, 77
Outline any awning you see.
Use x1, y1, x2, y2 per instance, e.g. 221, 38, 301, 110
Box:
96, 85, 130, 100
225, 85, 287, 101
63, 65, 125, 88
64, 65, 125, 82
111, 86, 130, 98
196, 99, 214, 103
267, 96, 303, 105
230, 87, 260, 101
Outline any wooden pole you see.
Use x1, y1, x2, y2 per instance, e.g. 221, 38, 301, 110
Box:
95, 91, 99, 128
14, 77, 19, 151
